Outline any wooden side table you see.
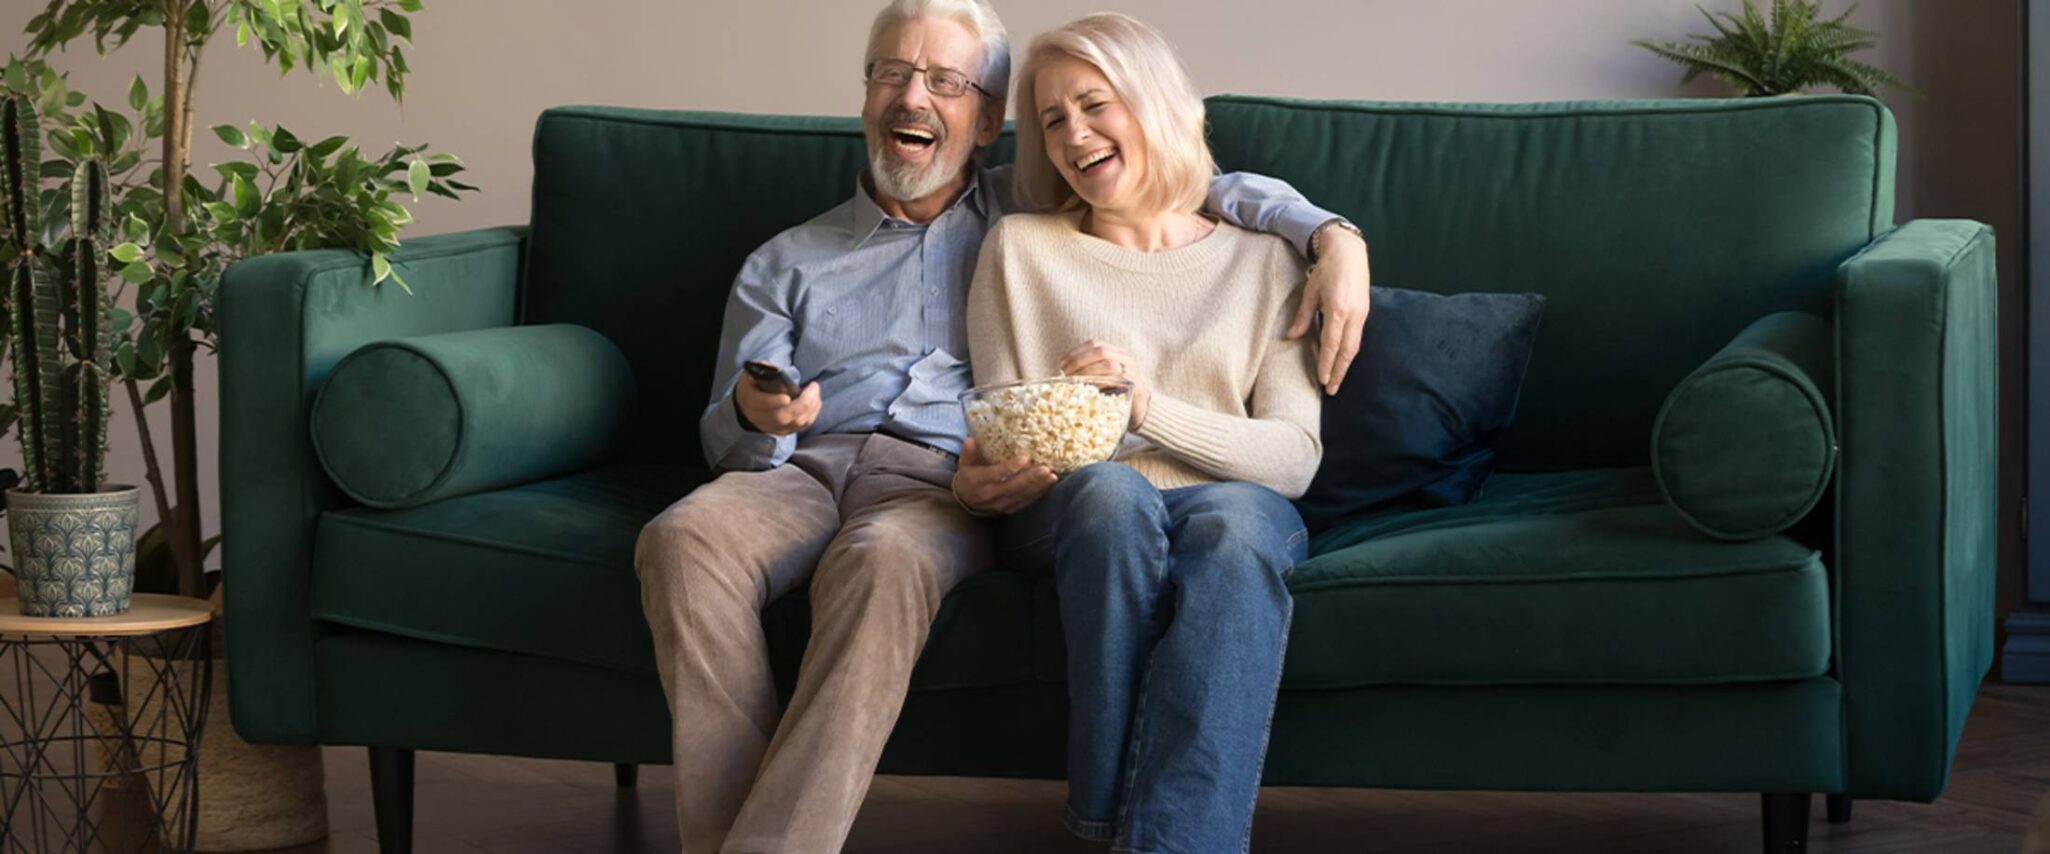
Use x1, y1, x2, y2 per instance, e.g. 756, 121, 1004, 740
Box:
0, 593, 215, 852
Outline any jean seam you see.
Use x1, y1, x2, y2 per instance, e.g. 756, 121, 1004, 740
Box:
1112, 638, 1163, 850
1238, 598, 1294, 854
1112, 530, 1172, 852
1064, 804, 1118, 841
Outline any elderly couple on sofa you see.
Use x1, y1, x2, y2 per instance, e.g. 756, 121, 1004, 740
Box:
630, 1, 1376, 852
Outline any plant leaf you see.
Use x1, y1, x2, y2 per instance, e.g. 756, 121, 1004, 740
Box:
212, 124, 249, 148
378, 8, 412, 41
213, 160, 261, 183
309, 135, 348, 158
1634, 39, 1770, 93
231, 173, 260, 218
272, 125, 302, 153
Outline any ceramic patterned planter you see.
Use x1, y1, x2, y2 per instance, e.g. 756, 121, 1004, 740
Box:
5, 486, 140, 617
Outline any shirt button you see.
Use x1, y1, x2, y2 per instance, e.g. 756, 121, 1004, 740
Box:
928, 288, 939, 296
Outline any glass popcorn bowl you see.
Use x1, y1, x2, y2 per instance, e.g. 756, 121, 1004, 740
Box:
960, 375, 1134, 474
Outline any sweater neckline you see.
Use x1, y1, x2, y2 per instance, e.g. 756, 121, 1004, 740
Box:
1061, 210, 1235, 274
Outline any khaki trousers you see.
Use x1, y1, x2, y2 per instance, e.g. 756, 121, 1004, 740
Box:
634, 433, 990, 853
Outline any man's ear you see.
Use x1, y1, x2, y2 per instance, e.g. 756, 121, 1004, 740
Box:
976, 98, 1007, 147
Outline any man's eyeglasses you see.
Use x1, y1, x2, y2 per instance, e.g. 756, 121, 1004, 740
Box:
865, 59, 994, 99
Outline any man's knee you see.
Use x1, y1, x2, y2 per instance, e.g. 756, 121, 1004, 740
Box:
636, 503, 705, 579
812, 522, 953, 619
636, 500, 758, 610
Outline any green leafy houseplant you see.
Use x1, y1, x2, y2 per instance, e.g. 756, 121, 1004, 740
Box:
1633, 0, 1905, 98
11, 0, 474, 600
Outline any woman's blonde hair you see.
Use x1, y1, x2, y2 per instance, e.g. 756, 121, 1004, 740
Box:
1014, 13, 1214, 215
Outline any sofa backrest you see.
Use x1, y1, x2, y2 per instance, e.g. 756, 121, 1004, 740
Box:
1205, 96, 1894, 469
523, 97, 1893, 469
523, 109, 873, 463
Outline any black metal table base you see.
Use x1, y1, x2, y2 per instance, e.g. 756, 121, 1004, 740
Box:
0, 626, 212, 853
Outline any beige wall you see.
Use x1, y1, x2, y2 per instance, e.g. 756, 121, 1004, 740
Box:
0, 1, 2022, 598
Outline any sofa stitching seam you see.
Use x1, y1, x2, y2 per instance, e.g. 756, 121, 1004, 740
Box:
318, 513, 638, 569
1288, 552, 1824, 592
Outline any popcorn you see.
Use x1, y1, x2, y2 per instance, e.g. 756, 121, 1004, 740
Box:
963, 377, 1132, 474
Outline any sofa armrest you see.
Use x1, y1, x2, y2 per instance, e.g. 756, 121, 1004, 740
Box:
220, 226, 526, 744
1835, 218, 1998, 800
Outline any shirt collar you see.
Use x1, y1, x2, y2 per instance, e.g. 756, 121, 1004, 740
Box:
848, 166, 990, 248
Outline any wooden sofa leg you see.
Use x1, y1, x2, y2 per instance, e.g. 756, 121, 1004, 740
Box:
1761, 792, 1811, 853
1825, 794, 1852, 824
615, 762, 638, 788
370, 746, 417, 854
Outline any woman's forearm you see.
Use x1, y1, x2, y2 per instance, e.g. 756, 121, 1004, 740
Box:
1135, 392, 1322, 497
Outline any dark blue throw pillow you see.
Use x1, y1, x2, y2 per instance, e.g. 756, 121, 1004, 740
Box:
1294, 287, 1547, 533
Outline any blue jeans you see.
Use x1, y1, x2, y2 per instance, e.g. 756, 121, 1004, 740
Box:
1000, 463, 1307, 854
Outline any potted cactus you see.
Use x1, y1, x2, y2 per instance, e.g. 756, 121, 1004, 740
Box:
0, 92, 136, 618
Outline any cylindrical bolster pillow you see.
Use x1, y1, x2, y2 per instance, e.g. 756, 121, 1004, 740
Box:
1652, 311, 1837, 541
312, 324, 636, 509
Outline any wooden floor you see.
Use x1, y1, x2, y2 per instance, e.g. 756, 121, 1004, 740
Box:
11, 677, 2043, 851
225, 684, 2050, 853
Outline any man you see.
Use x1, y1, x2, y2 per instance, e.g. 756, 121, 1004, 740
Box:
633, 1, 1371, 850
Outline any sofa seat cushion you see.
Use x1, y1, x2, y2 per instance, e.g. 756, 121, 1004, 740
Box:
311, 463, 1036, 690
1280, 467, 1831, 688
312, 463, 707, 674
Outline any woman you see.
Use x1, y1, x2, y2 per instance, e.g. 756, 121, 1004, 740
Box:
958, 12, 1323, 853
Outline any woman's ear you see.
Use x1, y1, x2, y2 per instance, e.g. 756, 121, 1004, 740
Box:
976, 97, 1007, 147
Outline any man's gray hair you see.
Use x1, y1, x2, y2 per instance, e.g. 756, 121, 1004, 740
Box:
866, 0, 1012, 98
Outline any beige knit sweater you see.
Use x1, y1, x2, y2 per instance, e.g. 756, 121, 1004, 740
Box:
966, 211, 1324, 497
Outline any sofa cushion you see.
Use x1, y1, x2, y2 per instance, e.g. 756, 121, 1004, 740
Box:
311, 324, 637, 508
1294, 287, 1545, 532
310, 463, 1035, 690
1280, 467, 1832, 687
1653, 311, 1838, 541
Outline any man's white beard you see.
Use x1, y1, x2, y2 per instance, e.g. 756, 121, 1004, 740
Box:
870, 145, 964, 205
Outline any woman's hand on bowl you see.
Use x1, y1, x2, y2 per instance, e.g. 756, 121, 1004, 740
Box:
1059, 339, 1150, 430
953, 437, 1058, 515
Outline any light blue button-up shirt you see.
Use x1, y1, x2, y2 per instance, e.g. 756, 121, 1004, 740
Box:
701, 163, 1334, 472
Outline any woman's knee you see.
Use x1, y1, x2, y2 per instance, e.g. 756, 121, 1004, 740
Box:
1045, 465, 1171, 595
1054, 463, 1167, 533
1172, 484, 1306, 572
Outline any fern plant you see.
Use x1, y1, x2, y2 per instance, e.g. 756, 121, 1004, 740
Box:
1633, 0, 1905, 98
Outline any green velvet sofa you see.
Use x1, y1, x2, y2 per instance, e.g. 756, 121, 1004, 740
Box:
219, 95, 1999, 853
